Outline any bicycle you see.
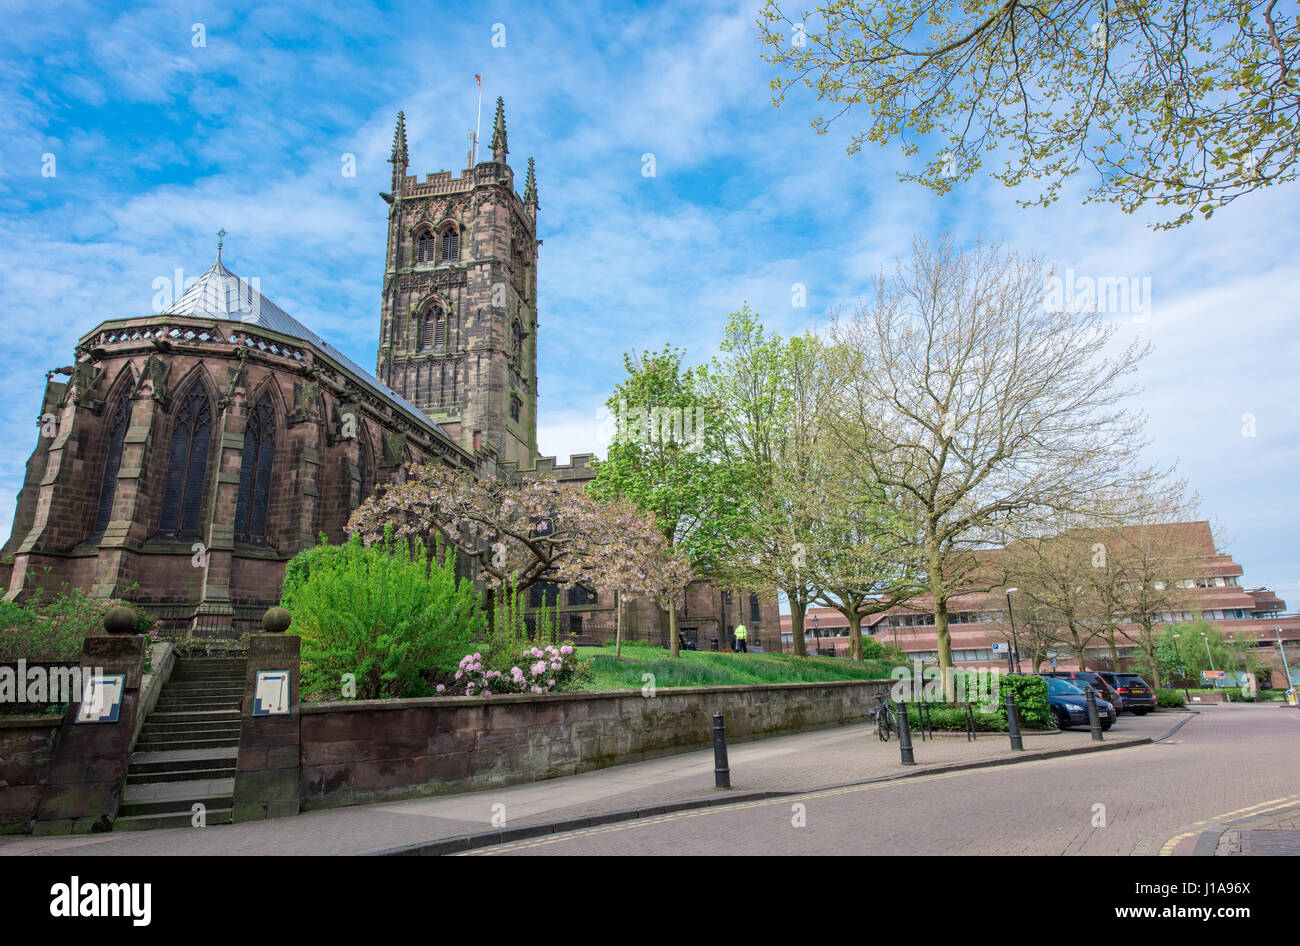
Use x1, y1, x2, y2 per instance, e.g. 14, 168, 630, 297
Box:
871, 695, 897, 742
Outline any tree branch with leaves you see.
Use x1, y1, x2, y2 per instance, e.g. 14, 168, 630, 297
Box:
758, 0, 1299, 228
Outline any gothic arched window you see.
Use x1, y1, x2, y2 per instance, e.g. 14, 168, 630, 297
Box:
349, 429, 375, 514
90, 386, 134, 539
440, 225, 459, 261
416, 228, 437, 264
234, 393, 276, 542
421, 305, 445, 350
158, 384, 213, 539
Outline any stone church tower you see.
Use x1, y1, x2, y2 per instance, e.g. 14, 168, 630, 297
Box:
376, 102, 540, 466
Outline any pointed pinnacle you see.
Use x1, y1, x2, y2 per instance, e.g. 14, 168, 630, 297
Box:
524, 157, 538, 207
391, 110, 408, 164
491, 97, 507, 156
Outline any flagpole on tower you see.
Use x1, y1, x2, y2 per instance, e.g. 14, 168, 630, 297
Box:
473, 73, 484, 165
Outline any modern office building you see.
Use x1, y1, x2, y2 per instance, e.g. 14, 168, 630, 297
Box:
780, 521, 1300, 687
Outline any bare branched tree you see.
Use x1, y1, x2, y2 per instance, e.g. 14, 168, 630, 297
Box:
828, 235, 1160, 682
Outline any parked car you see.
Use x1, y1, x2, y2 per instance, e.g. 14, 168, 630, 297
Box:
1041, 670, 1123, 708
1044, 676, 1115, 731
1095, 671, 1156, 715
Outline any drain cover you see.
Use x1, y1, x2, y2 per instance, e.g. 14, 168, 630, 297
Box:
1230, 830, 1300, 855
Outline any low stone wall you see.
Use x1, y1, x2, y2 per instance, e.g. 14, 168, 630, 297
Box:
300, 678, 894, 810
131, 642, 176, 751
0, 717, 62, 834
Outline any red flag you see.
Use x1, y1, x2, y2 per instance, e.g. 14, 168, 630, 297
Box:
475, 74, 481, 86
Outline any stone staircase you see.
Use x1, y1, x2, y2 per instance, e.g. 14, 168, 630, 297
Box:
115, 657, 246, 831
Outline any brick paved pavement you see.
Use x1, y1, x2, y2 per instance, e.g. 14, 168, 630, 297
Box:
0, 707, 1177, 856
466, 704, 1300, 856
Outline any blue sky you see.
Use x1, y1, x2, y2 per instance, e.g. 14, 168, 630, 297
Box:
2, 0, 1298, 609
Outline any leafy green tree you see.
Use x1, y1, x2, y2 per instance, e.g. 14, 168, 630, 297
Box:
281, 530, 485, 700
1147, 618, 1240, 687
804, 437, 928, 663
698, 308, 827, 657
758, 0, 1299, 229
589, 345, 741, 657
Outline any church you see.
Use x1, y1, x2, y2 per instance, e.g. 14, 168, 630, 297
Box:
0, 101, 780, 647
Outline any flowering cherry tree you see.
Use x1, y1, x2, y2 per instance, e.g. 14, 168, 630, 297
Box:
576, 505, 695, 658
346, 461, 688, 646
347, 462, 668, 594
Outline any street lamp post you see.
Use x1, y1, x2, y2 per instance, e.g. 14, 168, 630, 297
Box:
1005, 588, 1021, 674
1202, 631, 1225, 702
1277, 626, 1294, 691
1173, 633, 1190, 702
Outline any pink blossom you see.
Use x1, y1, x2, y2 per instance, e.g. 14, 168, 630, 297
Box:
436, 684, 446, 693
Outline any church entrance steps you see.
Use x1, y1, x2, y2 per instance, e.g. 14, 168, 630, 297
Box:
114, 808, 234, 831
127, 746, 239, 774
140, 708, 240, 726
154, 696, 243, 710
116, 656, 246, 831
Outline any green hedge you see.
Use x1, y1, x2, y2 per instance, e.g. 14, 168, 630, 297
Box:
963, 672, 1050, 729
1156, 689, 1185, 708
894, 672, 1049, 731
904, 703, 1007, 732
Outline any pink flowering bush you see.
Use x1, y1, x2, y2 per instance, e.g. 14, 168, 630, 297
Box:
446, 644, 585, 697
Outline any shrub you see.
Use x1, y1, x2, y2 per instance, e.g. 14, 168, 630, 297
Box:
1156, 689, 1185, 708
446, 643, 586, 696
0, 586, 113, 662
861, 637, 908, 663
990, 673, 1050, 729
482, 579, 563, 676
281, 529, 485, 700
904, 703, 1007, 732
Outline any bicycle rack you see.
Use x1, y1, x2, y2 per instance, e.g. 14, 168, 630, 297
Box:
913, 701, 933, 741
962, 702, 977, 741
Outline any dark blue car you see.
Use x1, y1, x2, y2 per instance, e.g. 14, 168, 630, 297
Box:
1045, 676, 1115, 731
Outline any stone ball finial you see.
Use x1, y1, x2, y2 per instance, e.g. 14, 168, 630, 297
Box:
262, 607, 292, 633
103, 605, 138, 634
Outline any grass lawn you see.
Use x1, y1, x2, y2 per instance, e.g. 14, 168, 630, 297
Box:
573, 639, 896, 691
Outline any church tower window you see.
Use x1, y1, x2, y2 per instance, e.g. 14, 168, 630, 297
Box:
416, 228, 436, 264
158, 384, 213, 539
234, 392, 276, 542
90, 386, 133, 539
421, 304, 445, 350
440, 224, 459, 261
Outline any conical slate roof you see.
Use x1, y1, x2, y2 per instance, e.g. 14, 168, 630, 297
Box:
166, 253, 450, 443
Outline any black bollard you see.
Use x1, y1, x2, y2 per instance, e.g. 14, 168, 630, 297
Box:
1005, 692, 1024, 751
1086, 688, 1104, 741
713, 712, 731, 788
896, 700, 916, 765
